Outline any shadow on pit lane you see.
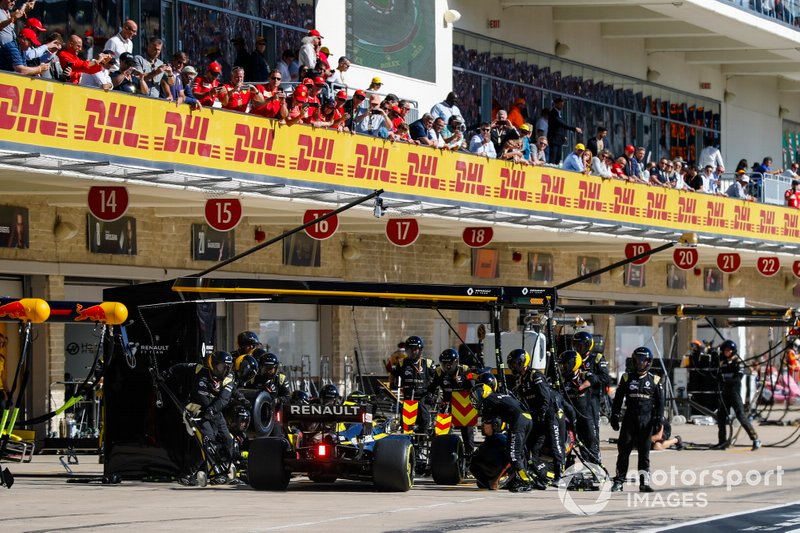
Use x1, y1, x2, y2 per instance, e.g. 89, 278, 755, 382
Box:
380, 513, 536, 532
168, 478, 483, 492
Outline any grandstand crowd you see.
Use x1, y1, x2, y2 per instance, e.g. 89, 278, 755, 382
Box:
1, 12, 798, 207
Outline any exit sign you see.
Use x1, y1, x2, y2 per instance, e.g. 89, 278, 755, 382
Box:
699, 82, 711, 90
488, 19, 500, 28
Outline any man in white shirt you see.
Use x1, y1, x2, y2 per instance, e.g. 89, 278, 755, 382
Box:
591, 150, 613, 178
430, 92, 461, 123
469, 123, 497, 158
326, 55, 350, 87
698, 144, 725, 174
105, 19, 136, 72
80, 49, 113, 90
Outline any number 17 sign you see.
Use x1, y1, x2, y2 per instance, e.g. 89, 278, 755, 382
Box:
386, 219, 419, 247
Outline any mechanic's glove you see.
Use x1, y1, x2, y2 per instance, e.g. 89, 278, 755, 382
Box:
610, 414, 620, 432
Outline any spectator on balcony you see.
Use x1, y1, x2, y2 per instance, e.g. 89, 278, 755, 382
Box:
161, 51, 187, 101
231, 37, 252, 77
756, 156, 783, 175
687, 164, 706, 192
58, 34, 107, 83
650, 158, 671, 187
21, 17, 55, 64
431, 91, 463, 122
547, 97, 582, 165
622, 145, 643, 183
389, 98, 411, 129
519, 123, 533, 161
490, 109, 516, 155
317, 46, 331, 73
672, 159, 688, 190
533, 136, 548, 165
355, 93, 391, 138
410, 113, 435, 146
782, 162, 800, 179
634, 147, 649, 181
0, 27, 50, 76
135, 38, 171, 98
251, 70, 288, 119
80, 49, 114, 90
285, 85, 312, 126
498, 131, 526, 164
250, 37, 270, 82
382, 93, 400, 109
344, 89, 367, 131
591, 150, 614, 178
392, 122, 412, 143
112, 52, 147, 94
41, 32, 68, 81
735, 158, 749, 174
469, 122, 497, 158
179, 65, 201, 109
611, 156, 629, 180
219, 66, 253, 112
276, 49, 298, 90
535, 108, 549, 139
786, 179, 800, 208
313, 97, 348, 130
327, 56, 350, 87
299, 29, 322, 70
306, 75, 327, 107
442, 115, 466, 151
0, 0, 29, 45
193, 61, 224, 107
431, 117, 451, 148
727, 171, 754, 201
505, 98, 526, 129
698, 143, 725, 174
693, 165, 716, 194
105, 19, 136, 72
562, 143, 586, 173
586, 127, 607, 158
366, 76, 383, 98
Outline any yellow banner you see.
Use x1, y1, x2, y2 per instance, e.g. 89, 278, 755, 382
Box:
0, 74, 796, 244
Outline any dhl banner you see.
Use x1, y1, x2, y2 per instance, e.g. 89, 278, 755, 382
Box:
451, 390, 478, 427
0, 298, 127, 324
0, 74, 797, 245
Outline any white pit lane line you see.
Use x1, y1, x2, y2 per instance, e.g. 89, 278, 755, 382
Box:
643, 500, 800, 532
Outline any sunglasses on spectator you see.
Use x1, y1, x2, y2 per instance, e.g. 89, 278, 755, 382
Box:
481, 128, 490, 132
270, 76, 281, 80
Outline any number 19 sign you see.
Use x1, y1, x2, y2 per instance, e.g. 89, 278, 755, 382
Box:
205, 199, 242, 231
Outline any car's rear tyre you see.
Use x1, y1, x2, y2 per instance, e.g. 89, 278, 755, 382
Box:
248, 437, 290, 490
373, 438, 414, 492
430, 434, 465, 485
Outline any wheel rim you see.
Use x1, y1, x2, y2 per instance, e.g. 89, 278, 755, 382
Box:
406, 445, 414, 487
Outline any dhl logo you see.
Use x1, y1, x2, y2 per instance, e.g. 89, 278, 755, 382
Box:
453, 160, 487, 196
612, 187, 638, 216
451, 390, 477, 427
225, 123, 283, 167
350, 143, 393, 182
705, 201, 727, 229
74, 302, 128, 325
759, 209, 778, 235
154, 112, 219, 158
497, 168, 530, 202
539, 174, 567, 207
645, 191, 669, 221
677, 196, 699, 225
292, 135, 342, 176
74, 99, 146, 149
0, 85, 67, 137
434, 413, 452, 436
577, 180, 603, 212
402, 400, 419, 433
733, 205, 754, 232
784, 212, 800, 238
406, 152, 442, 190
0, 298, 50, 323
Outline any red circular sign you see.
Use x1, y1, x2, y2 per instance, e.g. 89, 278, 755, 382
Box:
462, 227, 493, 248
88, 186, 128, 222
386, 219, 419, 247
204, 199, 242, 231
716, 253, 741, 274
303, 209, 339, 240
756, 256, 781, 277
624, 242, 651, 265
793, 260, 800, 279
673, 248, 699, 270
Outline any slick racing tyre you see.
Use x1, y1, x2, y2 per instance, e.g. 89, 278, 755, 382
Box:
430, 434, 465, 485
373, 438, 414, 492
248, 437, 290, 490
246, 390, 276, 436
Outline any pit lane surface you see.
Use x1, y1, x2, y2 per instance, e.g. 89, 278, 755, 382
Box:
2, 422, 799, 532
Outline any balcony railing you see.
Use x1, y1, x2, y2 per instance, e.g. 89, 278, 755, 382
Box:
721, 0, 800, 29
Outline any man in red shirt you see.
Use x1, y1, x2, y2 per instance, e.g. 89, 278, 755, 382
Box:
57, 34, 108, 83
786, 179, 800, 208
193, 62, 224, 107
220, 66, 252, 112
250, 69, 288, 119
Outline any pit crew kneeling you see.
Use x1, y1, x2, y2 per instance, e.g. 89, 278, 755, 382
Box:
610, 347, 664, 493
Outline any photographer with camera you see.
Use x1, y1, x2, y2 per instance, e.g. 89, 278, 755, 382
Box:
111, 52, 148, 94
219, 66, 252, 112
354, 93, 391, 138
249, 69, 289, 120
442, 114, 466, 151
0, 0, 35, 46
490, 109, 517, 155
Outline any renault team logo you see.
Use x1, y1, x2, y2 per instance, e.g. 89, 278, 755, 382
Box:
467, 288, 474, 295
557, 462, 612, 516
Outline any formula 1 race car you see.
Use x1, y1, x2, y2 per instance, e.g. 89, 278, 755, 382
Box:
247, 402, 414, 491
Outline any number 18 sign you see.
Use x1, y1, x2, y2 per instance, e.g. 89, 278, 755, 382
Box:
462, 227, 493, 248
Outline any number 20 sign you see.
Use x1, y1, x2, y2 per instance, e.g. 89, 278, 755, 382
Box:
673, 247, 698, 270
386, 219, 419, 247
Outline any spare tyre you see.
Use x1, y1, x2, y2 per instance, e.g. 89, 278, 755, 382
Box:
240, 389, 275, 436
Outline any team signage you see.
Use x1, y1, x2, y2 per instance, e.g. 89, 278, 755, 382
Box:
284, 403, 368, 423
624, 243, 651, 265
386, 218, 420, 247
204, 199, 242, 231
303, 210, 339, 240
716, 253, 741, 274
756, 256, 781, 277
462, 227, 493, 248
673, 248, 699, 270
88, 186, 128, 222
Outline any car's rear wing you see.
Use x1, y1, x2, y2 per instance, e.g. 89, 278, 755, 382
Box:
281, 403, 371, 424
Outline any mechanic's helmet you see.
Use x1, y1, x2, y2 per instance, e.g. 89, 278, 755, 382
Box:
470, 383, 493, 410
719, 339, 737, 358
475, 371, 498, 392
632, 347, 654, 374
226, 404, 251, 433
319, 384, 341, 405
346, 390, 368, 404
406, 336, 424, 360
571, 331, 594, 356
507, 349, 531, 375
207, 350, 233, 379
237, 330, 260, 352
558, 350, 583, 381
291, 390, 311, 405
256, 350, 280, 378
234, 354, 258, 385
439, 348, 460, 375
